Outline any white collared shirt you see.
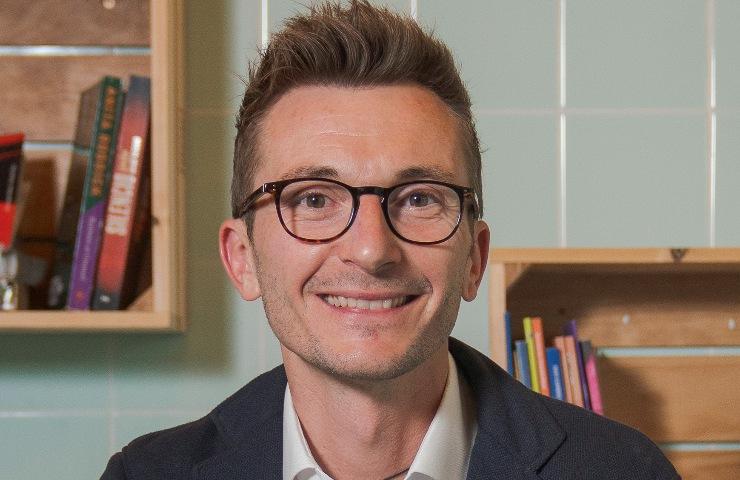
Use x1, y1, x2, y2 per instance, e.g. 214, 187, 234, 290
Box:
282, 353, 477, 480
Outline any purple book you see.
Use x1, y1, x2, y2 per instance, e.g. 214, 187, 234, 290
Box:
563, 319, 591, 410
67, 76, 124, 310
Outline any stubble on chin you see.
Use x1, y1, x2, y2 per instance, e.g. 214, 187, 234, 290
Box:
252, 249, 465, 382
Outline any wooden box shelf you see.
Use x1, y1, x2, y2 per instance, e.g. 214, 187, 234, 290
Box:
488, 248, 740, 480
0, 1, 184, 332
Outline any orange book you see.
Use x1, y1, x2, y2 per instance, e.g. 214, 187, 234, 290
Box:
553, 336, 572, 403
563, 335, 584, 407
531, 317, 550, 396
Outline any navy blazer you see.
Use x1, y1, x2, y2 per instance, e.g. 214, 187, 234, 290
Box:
102, 338, 680, 479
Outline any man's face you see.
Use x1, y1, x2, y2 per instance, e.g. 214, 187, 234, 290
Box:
232, 85, 488, 381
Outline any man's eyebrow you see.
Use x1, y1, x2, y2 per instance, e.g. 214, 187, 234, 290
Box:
394, 166, 458, 183
278, 165, 339, 180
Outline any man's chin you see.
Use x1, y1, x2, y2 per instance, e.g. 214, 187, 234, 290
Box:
298, 341, 435, 382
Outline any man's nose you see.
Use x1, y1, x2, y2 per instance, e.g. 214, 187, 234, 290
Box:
338, 194, 402, 273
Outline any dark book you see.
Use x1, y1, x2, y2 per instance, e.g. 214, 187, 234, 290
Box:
563, 319, 592, 410
92, 76, 151, 310
0, 132, 24, 251
66, 76, 124, 310
48, 82, 110, 309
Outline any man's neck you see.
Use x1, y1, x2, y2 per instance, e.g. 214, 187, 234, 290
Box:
282, 344, 450, 480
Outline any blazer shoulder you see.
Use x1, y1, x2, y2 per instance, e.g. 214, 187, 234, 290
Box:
540, 397, 680, 480
100, 414, 226, 480
99, 365, 287, 480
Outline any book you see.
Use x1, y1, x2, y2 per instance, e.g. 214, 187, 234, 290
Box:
581, 340, 604, 415
563, 335, 584, 407
522, 317, 540, 393
553, 336, 573, 403
531, 317, 550, 396
67, 76, 124, 310
48, 81, 112, 309
0, 132, 24, 251
504, 311, 514, 376
92, 76, 151, 310
514, 339, 531, 389
546, 346, 565, 401
564, 320, 591, 410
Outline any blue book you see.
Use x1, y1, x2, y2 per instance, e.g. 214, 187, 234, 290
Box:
514, 340, 531, 389
546, 347, 565, 401
505, 311, 514, 376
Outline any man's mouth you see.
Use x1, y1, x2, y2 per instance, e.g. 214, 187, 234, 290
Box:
320, 294, 414, 310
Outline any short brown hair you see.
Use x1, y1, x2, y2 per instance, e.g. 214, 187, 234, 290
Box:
232, 0, 482, 225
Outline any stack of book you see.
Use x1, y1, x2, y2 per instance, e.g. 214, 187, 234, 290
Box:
505, 314, 604, 415
47, 75, 152, 311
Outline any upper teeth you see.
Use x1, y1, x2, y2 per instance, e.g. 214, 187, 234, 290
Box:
323, 295, 409, 310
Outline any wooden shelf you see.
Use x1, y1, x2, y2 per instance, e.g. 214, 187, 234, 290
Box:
0, 0, 185, 332
488, 247, 740, 479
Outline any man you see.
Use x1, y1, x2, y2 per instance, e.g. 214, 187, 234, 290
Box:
102, 2, 680, 479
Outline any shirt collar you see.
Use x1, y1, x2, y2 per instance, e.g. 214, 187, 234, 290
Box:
282, 352, 477, 480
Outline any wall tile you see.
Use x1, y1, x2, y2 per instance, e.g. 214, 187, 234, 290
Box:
0, 416, 108, 480
567, 0, 706, 108
716, 0, 740, 107
420, 0, 558, 109
566, 115, 708, 246
0, 335, 109, 410
477, 114, 560, 247
186, 0, 261, 110
715, 113, 740, 246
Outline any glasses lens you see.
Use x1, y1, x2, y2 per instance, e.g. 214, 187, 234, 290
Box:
278, 180, 353, 240
387, 182, 462, 243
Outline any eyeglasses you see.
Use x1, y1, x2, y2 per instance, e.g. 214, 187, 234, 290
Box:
237, 177, 480, 245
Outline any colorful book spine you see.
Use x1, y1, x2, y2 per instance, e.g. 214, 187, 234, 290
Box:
546, 346, 565, 401
0, 133, 24, 250
505, 311, 514, 376
553, 336, 573, 403
531, 317, 550, 397
67, 76, 124, 310
514, 340, 531, 389
523, 317, 540, 393
581, 340, 604, 415
93, 76, 151, 310
564, 320, 591, 410
563, 335, 585, 407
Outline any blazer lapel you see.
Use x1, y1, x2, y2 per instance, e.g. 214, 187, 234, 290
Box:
449, 338, 566, 480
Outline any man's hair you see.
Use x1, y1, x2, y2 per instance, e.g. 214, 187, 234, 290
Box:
232, 0, 482, 228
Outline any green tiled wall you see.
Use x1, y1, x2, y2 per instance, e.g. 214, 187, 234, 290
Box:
2, 1, 738, 478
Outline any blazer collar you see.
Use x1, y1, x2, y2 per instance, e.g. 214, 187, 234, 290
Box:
194, 339, 565, 479
449, 338, 565, 479
194, 365, 287, 479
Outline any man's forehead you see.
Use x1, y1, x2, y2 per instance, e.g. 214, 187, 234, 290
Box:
276, 164, 460, 184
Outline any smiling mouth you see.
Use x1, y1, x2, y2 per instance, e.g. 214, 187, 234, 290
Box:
320, 294, 414, 310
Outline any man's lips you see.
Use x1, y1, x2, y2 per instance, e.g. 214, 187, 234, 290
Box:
319, 294, 416, 310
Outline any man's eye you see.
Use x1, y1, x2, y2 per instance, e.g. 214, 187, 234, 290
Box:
301, 193, 327, 208
407, 191, 436, 208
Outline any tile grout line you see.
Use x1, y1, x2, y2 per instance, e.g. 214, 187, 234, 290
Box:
409, 0, 418, 20
707, 0, 717, 247
261, 0, 269, 49
557, 0, 567, 247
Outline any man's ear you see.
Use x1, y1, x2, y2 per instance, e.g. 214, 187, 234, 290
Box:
219, 218, 261, 300
462, 220, 490, 302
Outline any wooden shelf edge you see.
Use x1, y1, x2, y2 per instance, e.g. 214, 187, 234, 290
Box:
0, 310, 182, 332
489, 248, 740, 265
